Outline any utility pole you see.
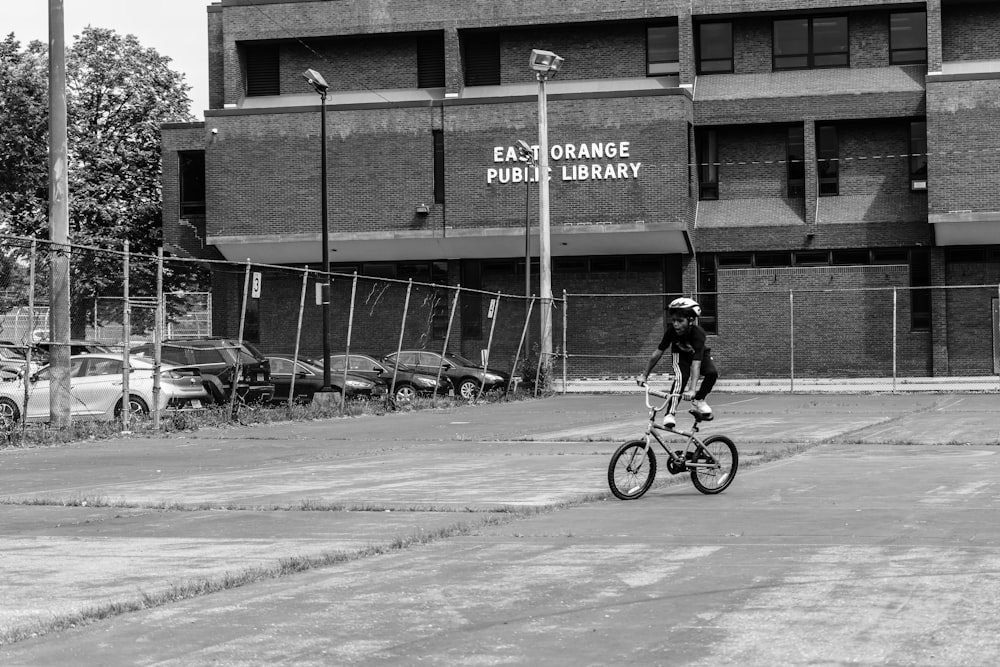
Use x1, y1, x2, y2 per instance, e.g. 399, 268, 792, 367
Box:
48, 0, 71, 426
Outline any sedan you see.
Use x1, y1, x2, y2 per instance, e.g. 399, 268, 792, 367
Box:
266, 356, 384, 404
325, 354, 451, 403
0, 354, 208, 424
385, 350, 513, 400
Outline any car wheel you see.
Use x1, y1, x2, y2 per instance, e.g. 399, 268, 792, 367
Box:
0, 397, 21, 428
115, 395, 150, 419
458, 378, 480, 401
393, 384, 416, 403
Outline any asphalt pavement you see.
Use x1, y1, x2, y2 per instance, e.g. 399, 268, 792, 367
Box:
0, 392, 998, 665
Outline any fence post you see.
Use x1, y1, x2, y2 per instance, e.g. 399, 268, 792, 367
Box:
507, 296, 535, 395
389, 279, 413, 405
475, 292, 501, 403
288, 269, 309, 410
436, 286, 461, 395
22, 240, 36, 431
229, 260, 251, 419
120, 242, 132, 431
152, 248, 163, 430
562, 289, 568, 394
789, 290, 795, 394
892, 287, 898, 392
341, 272, 358, 416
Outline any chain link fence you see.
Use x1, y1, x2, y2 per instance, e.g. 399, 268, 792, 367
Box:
564, 284, 1000, 393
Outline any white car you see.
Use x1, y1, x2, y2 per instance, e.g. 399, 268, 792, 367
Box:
0, 353, 208, 424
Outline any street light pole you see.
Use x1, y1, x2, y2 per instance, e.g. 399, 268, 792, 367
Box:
529, 49, 563, 387
303, 69, 332, 391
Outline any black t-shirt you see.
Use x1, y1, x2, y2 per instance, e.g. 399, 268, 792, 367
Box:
657, 324, 709, 362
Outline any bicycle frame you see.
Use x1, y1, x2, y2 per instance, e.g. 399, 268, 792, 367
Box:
639, 383, 717, 469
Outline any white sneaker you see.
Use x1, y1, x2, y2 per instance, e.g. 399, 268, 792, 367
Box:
691, 399, 712, 415
662, 412, 676, 429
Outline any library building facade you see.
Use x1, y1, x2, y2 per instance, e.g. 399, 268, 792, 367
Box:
162, 0, 1000, 379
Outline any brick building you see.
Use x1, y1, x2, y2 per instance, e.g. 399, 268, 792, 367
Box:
162, 0, 1000, 379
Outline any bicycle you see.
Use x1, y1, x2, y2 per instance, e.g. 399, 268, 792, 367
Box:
607, 380, 738, 500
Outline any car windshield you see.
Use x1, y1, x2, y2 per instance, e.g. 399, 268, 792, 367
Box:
444, 352, 479, 367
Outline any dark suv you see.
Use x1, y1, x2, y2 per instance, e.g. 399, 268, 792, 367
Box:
131, 338, 273, 404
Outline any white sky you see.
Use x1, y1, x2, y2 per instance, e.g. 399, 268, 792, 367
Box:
3, 1, 211, 119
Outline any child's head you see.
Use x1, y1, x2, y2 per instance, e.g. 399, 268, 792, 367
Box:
668, 297, 701, 333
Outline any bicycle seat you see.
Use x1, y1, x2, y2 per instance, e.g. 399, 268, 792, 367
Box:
689, 409, 714, 422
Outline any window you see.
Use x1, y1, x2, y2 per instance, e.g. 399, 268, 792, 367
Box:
697, 258, 717, 334
697, 22, 733, 73
463, 31, 500, 86
773, 16, 848, 70
179, 151, 206, 217
244, 44, 280, 96
890, 11, 927, 64
816, 124, 839, 196
460, 260, 482, 338
832, 249, 871, 265
754, 252, 792, 267
269, 358, 293, 374
433, 130, 444, 204
697, 130, 719, 200
417, 32, 446, 88
794, 251, 830, 266
787, 126, 805, 197
910, 249, 931, 331
909, 120, 928, 191
647, 25, 679, 76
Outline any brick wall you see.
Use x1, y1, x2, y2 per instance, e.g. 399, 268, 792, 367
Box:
942, 3, 1000, 62
714, 265, 932, 377
944, 259, 1000, 375
926, 78, 1000, 216
161, 123, 209, 253
280, 35, 420, 93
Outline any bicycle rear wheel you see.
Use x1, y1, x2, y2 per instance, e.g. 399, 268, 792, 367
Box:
608, 440, 657, 500
689, 435, 738, 494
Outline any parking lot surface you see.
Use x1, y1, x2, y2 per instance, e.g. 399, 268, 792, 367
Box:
0, 393, 998, 665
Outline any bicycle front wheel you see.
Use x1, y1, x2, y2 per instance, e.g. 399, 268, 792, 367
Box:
608, 440, 657, 500
689, 435, 738, 495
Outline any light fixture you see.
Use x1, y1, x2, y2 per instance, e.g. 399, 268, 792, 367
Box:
416, 204, 429, 215
302, 68, 329, 95
529, 49, 564, 74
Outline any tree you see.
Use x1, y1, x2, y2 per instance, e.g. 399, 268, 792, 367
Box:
0, 27, 206, 337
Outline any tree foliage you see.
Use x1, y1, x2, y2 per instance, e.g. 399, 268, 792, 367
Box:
0, 28, 206, 336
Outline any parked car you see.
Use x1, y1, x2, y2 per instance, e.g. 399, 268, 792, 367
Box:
0, 342, 41, 378
0, 353, 208, 424
324, 354, 451, 403
31, 340, 112, 364
131, 338, 273, 405
265, 355, 384, 403
383, 350, 513, 400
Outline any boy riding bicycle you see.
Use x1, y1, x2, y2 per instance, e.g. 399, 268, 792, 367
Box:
638, 297, 718, 429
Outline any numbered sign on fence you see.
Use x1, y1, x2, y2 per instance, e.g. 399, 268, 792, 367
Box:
487, 298, 497, 319
316, 282, 330, 305
251, 272, 262, 298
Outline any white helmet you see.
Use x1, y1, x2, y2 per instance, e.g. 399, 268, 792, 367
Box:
668, 297, 701, 318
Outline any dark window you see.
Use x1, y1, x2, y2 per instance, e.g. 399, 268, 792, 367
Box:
890, 11, 927, 65
794, 251, 830, 266
647, 25, 679, 76
628, 255, 664, 272
817, 124, 839, 196
872, 248, 909, 264
697, 257, 717, 334
910, 249, 931, 331
553, 257, 588, 273
697, 22, 733, 74
787, 125, 805, 197
179, 151, 206, 217
697, 130, 719, 200
245, 44, 280, 96
363, 263, 396, 279
717, 253, 753, 267
463, 31, 500, 86
244, 298, 260, 344
832, 249, 871, 265
590, 256, 627, 272
754, 252, 792, 267
909, 120, 927, 190
417, 32, 446, 88
460, 260, 482, 338
774, 16, 848, 70
433, 130, 445, 204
